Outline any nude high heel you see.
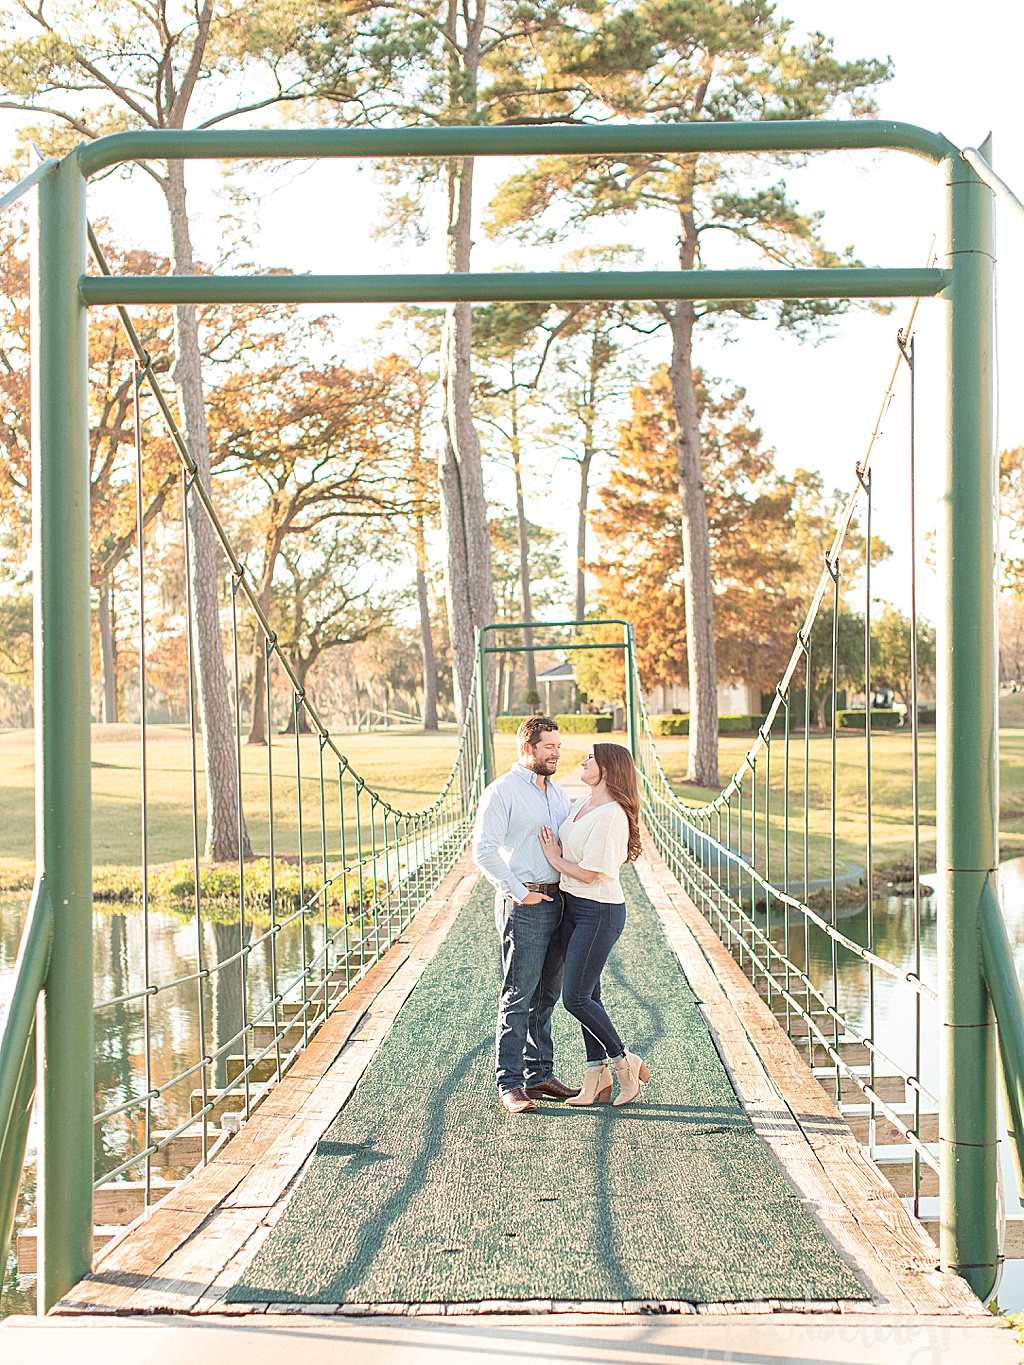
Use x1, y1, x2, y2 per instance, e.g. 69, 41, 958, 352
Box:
564, 1064, 613, 1106
612, 1051, 650, 1106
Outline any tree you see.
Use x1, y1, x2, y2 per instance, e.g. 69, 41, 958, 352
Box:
871, 604, 936, 714
0, 204, 187, 720
303, 0, 592, 719
0, 568, 32, 727
488, 2, 890, 785
274, 525, 397, 733
488, 513, 567, 710
0, 193, 30, 549
1001, 446, 1024, 598
587, 366, 799, 727
572, 618, 625, 707
539, 250, 645, 621
378, 311, 445, 731
209, 350, 419, 744
474, 298, 554, 695
805, 604, 864, 729
0, 0, 360, 856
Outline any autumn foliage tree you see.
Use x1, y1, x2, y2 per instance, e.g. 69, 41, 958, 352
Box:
209, 351, 424, 744
584, 366, 799, 721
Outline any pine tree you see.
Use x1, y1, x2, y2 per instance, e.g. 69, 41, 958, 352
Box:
488, 1, 890, 783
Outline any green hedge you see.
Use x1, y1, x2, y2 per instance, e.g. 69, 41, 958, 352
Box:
837, 709, 903, 730
554, 713, 613, 733
720, 714, 768, 734
649, 713, 771, 736
496, 713, 614, 733
651, 715, 689, 735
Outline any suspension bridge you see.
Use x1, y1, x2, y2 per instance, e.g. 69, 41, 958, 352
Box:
2, 121, 1024, 1362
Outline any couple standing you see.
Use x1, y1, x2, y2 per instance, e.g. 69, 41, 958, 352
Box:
471, 715, 650, 1115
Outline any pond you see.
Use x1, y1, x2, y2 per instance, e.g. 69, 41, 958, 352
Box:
3, 862, 1024, 1315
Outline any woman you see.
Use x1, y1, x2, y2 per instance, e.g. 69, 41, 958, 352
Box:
538, 742, 650, 1107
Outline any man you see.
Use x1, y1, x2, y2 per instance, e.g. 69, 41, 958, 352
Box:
472, 715, 582, 1114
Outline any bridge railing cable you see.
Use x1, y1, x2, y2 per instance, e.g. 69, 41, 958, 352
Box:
634, 295, 940, 1193
92, 315, 483, 1199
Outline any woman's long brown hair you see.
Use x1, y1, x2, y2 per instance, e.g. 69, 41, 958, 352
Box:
592, 742, 642, 862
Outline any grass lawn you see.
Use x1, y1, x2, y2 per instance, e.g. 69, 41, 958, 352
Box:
0, 725, 595, 885
2, 723, 1023, 887
652, 728, 1024, 878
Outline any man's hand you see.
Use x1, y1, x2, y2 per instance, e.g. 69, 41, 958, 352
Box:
520, 890, 552, 904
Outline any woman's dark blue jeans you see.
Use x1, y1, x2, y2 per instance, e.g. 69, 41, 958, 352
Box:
561, 892, 627, 1065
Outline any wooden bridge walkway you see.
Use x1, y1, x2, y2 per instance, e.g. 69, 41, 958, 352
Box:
2, 845, 1021, 1363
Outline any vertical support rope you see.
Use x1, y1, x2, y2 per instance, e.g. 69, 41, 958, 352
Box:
858, 461, 875, 1149
133, 362, 154, 1207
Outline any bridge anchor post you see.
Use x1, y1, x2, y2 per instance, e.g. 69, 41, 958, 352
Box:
939, 133, 999, 1301
31, 153, 94, 1311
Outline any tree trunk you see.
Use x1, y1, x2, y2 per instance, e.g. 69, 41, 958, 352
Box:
98, 577, 118, 723
415, 518, 439, 730
511, 417, 536, 691
247, 560, 279, 746
667, 301, 719, 788
163, 162, 251, 859
438, 153, 495, 720
248, 645, 268, 746
575, 444, 594, 623
281, 653, 314, 734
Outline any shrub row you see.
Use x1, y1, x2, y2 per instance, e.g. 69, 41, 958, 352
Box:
836, 709, 902, 730
553, 713, 613, 733
495, 713, 614, 733
649, 713, 772, 736
89, 859, 386, 921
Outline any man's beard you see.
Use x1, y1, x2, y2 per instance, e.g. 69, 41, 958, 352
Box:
526, 753, 558, 775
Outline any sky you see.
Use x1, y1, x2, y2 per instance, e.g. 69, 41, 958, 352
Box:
4, 1, 1024, 627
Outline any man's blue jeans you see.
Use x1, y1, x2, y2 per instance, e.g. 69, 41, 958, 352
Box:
495, 891, 565, 1092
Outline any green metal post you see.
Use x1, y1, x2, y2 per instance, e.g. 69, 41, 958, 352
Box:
32, 154, 94, 1311
624, 625, 639, 760
939, 135, 998, 1299
476, 629, 494, 786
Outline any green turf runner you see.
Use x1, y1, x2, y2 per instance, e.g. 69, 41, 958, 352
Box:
228, 867, 868, 1305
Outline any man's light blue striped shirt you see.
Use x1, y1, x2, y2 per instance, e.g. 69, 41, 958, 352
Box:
471, 764, 572, 904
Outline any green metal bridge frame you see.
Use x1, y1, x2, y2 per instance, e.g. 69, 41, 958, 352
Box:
475, 619, 639, 784
0, 117, 1018, 1308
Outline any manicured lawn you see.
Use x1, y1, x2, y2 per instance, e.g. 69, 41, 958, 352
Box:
2, 723, 1022, 885
0, 725, 595, 882
652, 728, 1024, 877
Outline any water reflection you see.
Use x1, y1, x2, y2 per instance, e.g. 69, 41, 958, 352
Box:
0, 893, 333, 1316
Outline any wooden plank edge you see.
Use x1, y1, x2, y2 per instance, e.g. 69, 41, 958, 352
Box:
634, 847, 980, 1318
54, 861, 480, 1316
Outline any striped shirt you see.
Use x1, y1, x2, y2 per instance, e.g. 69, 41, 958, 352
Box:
471, 764, 572, 904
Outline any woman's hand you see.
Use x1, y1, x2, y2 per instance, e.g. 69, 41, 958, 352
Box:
539, 825, 562, 866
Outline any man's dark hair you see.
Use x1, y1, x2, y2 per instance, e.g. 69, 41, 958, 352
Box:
516, 715, 559, 753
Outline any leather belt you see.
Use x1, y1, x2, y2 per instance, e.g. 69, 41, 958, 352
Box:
523, 881, 559, 894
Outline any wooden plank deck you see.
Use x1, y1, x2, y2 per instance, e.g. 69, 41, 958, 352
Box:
49, 841, 989, 1327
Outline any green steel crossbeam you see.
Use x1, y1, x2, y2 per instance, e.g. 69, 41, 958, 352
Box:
483, 642, 626, 653
74, 120, 955, 176
80, 267, 948, 307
